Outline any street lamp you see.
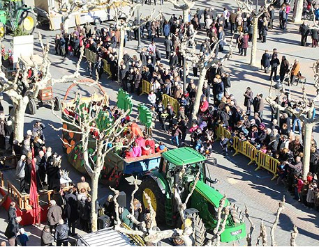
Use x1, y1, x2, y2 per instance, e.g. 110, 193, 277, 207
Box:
136, 0, 141, 52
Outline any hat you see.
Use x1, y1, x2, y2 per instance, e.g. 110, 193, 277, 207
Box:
259, 123, 266, 129
159, 144, 166, 150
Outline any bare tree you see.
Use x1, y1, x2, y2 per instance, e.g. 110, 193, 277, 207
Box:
235, 0, 274, 67
51, 88, 130, 232
186, 35, 233, 120
167, 0, 195, 23
290, 225, 298, 246
256, 220, 268, 246
266, 90, 319, 180
245, 205, 255, 246
293, 0, 304, 24
270, 196, 285, 246
0, 33, 50, 143
108, 0, 162, 82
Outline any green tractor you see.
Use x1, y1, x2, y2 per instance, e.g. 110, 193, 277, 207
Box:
0, 0, 37, 37
137, 147, 246, 245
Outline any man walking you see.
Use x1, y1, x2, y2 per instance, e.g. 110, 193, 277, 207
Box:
54, 219, 69, 246
270, 50, 280, 81
47, 200, 62, 233
164, 36, 172, 59
279, 56, 290, 83
299, 21, 309, 46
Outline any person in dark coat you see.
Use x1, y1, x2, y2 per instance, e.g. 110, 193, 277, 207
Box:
169, 52, 178, 70
46, 153, 61, 191
64, 188, 78, 236
78, 197, 91, 232
243, 87, 253, 115
299, 22, 309, 46
47, 200, 62, 233
261, 22, 268, 43
240, 33, 249, 56
41, 225, 54, 246
270, 52, 280, 81
279, 56, 290, 83
54, 219, 69, 246
0, 116, 6, 150
164, 37, 173, 59
5, 217, 20, 246
261, 50, 270, 73
311, 28, 318, 48
24, 157, 32, 194
8, 202, 17, 222
36, 150, 46, 187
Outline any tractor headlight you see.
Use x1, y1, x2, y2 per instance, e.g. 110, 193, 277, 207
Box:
0, 23, 4, 37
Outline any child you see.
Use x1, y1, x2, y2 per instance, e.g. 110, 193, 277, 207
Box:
17, 228, 29, 246
220, 136, 229, 155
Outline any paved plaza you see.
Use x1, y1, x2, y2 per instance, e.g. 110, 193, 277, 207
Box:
0, 0, 318, 245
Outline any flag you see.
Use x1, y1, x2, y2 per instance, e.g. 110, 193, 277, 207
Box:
29, 148, 40, 225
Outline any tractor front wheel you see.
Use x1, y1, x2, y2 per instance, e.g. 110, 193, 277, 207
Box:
190, 213, 206, 246
137, 176, 166, 224
0, 24, 5, 38
20, 12, 37, 34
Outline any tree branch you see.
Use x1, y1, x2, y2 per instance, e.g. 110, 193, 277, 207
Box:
270, 196, 285, 246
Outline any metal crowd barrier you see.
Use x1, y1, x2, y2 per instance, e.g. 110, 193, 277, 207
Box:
102, 59, 112, 78
216, 125, 279, 180
162, 94, 180, 115
140, 80, 151, 95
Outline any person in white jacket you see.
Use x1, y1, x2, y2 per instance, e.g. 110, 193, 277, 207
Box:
148, 91, 157, 107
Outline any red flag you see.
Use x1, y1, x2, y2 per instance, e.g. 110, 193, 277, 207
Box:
29, 148, 40, 225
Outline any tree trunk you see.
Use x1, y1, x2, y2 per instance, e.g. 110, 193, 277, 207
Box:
13, 98, 28, 143
250, 16, 258, 67
90, 172, 100, 232
302, 123, 313, 180
293, 0, 303, 24
118, 28, 125, 82
183, 8, 190, 23
191, 67, 207, 120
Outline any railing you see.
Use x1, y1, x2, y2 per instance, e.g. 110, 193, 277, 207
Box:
140, 80, 151, 95
7, 181, 28, 209
162, 94, 180, 115
102, 59, 112, 78
216, 125, 279, 180
7, 181, 73, 210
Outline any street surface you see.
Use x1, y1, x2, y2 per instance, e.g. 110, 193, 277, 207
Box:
0, 0, 318, 245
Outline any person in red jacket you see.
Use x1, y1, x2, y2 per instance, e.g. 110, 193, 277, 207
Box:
200, 96, 209, 113
145, 136, 155, 153
142, 145, 152, 156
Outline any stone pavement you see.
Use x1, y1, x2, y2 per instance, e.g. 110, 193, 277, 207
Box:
0, 0, 318, 245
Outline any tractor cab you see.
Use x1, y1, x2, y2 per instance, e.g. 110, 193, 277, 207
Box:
159, 149, 205, 202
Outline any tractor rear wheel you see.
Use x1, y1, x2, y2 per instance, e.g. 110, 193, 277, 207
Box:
27, 99, 37, 115
137, 176, 166, 224
20, 12, 36, 34
190, 213, 206, 246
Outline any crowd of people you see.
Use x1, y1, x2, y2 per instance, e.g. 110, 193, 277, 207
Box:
52, 0, 319, 211
2, 0, 319, 245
